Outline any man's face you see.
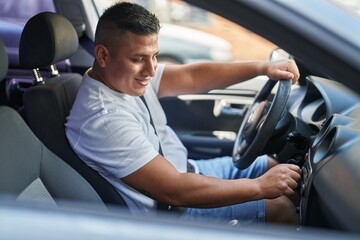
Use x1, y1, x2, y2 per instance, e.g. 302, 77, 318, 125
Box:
101, 31, 159, 96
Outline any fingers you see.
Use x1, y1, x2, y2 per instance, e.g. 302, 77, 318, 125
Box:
285, 72, 295, 82
277, 59, 299, 83
272, 163, 301, 177
257, 162, 302, 199
281, 164, 301, 196
275, 69, 294, 82
287, 175, 299, 192
265, 163, 301, 197
280, 164, 301, 184
284, 163, 301, 175
286, 59, 300, 84
267, 59, 300, 84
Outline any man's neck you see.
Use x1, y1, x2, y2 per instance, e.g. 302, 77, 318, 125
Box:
89, 68, 120, 93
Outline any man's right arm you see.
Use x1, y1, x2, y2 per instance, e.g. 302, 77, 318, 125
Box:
122, 155, 301, 208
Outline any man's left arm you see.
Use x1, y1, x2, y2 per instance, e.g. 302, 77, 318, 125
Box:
157, 59, 299, 97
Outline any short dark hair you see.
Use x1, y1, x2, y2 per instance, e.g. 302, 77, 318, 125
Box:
94, 2, 161, 46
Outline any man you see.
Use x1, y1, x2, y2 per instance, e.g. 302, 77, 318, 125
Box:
66, 2, 301, 224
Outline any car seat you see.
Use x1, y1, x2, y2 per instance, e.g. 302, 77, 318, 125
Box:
18, 12, 127, 209
0, 106, 108, 209
0, 39, 8, 82
0, 38, 9, 106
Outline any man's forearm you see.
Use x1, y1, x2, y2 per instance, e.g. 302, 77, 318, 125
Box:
161, 172, 262, 208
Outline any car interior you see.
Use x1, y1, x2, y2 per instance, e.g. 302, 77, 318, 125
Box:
0, 105, 107, 210
0, 12, 127, 209
0, 35, 106, 209
1, 0, 360, 237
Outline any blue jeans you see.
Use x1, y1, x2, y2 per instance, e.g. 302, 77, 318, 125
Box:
181, 155, 268, 224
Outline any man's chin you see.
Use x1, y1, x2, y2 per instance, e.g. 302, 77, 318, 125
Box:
133, 88, 147, 97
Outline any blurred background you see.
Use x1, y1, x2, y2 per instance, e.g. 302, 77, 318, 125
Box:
95, 0, 276, 61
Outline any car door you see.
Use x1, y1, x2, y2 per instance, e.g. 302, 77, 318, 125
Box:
160, 78, 267, 160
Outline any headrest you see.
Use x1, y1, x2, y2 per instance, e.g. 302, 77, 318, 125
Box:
19, 12, 78, 69
0, 38, 9, 80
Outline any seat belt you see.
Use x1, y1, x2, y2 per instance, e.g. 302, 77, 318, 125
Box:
140, 95, 170, 211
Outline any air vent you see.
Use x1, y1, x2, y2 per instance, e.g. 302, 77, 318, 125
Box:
311, 100, 326, 122
312, 114, 355, 148
313, 127, 336, 164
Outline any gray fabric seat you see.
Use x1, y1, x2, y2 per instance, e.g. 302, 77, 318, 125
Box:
0, 106, 106, 209
0, 38, 8, 82
18, 12, 127, 208
0, 35, 104, 208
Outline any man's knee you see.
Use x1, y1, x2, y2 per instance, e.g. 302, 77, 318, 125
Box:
265, 196, 299, 225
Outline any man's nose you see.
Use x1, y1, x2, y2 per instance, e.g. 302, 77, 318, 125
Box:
143, 58, 157, 77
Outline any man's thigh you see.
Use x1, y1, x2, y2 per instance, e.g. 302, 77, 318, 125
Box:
183, 155, 268, 223
181, 199, 265, 224
190, 155, 268, 180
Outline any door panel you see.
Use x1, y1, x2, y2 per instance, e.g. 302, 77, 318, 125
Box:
160, 89, 256, 159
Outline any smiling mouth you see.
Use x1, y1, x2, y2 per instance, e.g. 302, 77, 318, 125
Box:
136, 78, 150, 86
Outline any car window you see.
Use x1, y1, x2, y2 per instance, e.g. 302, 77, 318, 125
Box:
329, 0, 360, 21
0, 0, 56, 67
92, 0, 276, 62
0, 0, 55, 20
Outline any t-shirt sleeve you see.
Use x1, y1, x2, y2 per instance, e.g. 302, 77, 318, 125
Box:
75, 110, 159, 179
151, 63, 165, 93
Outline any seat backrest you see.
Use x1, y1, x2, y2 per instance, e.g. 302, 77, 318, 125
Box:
0, 38, 8, 82
0, 106, 106, 209
18, 12, 127, 208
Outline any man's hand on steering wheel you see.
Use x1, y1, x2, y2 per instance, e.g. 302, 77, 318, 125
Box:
233, 59, 300, 169
262, 59, 300, 84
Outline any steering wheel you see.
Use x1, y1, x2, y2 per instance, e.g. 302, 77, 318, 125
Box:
233, 79, 292, 169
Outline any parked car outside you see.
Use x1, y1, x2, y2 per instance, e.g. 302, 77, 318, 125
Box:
0, 0, 233, 68
157, 23, 233, 64
0, 0, 233, 107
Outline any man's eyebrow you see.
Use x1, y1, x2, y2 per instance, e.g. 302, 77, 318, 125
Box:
131, 51, 159, 57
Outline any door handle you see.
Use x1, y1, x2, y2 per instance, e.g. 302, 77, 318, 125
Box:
213, 99, 248, 117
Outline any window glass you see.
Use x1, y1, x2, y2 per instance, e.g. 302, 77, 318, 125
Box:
329, 0, 360, 21
93, 0, 276, 61
0, 0, 55, 20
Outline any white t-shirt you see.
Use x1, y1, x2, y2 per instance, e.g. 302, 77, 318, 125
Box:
65, 64, 188, 215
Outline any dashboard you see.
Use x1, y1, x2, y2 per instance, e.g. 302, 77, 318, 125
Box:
292, 76, 360, 231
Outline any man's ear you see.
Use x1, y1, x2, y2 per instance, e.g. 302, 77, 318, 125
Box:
94, 44, 109, 67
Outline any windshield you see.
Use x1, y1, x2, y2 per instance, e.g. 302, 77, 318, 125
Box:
329, 0, 360, 20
